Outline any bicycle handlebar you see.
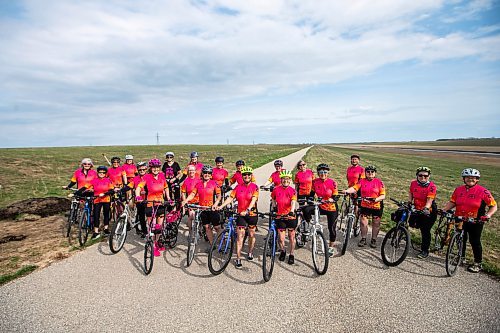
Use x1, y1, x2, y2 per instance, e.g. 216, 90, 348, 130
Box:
185, 204, 212, 210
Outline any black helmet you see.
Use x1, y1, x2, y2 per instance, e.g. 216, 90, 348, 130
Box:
97, 165, 108, 173
190, 151, 199, 158
365, 165, 377, 172
202, 165, 213, 174
235, 160, 245, 166
215, 156, 224, 163
274, 159, 283, 166
317, 163, 330, 171
111, 156, 120, 163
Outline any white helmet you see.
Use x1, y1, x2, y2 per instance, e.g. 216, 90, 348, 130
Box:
81, 158, 93, 166
461, 168, 480, 178
165, 152, 175, 157
125, 155, 134, 160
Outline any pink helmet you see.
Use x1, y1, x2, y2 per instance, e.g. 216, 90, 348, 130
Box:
148, 158, 162, 167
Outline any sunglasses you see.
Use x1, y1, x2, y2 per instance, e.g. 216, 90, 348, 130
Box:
318, 170, 329, 174
82, 163, 91, 166
166, 156, 173, 158
298, 164, 306, 166
98, 171, 106, 174
417, 174, 429, 178
202, 172, 212, 175
242, 173, 252, 176
138, 168, 147, 172
366, 171, 375, 174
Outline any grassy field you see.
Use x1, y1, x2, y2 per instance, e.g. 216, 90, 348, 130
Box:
0, 144, 306, 208
300, 145, 500, 275
348, 138, 500, 147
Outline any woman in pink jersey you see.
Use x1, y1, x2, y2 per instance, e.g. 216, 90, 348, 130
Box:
294, 160, 314, 202
181, 165, 201, 229
65, 158, 97, 189
262, 160, 284, 188
122, 155, 138, 184
271, 170, 298, 264
108, 156, 127, 188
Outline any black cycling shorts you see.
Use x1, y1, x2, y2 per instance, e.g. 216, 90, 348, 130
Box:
145, 205, 166, 218
360, 206, 383, 218
236, 215, 258, 228
276, 218, 298, 230
200, 211, 221, 226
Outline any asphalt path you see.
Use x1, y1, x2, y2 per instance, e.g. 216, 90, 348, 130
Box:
1, 146, 499, 333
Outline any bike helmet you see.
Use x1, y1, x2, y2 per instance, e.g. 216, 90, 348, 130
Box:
365, 165, 377, 172
136, 161, 147, 168
274, 159, 283, 167
317, 163, 330, 171
190, 151, 199, 158
215, 156, 224, 163
350, 154, 360, 159
235, 160, 245, 166
240, 166, 253, 174
165, 152, 174, 158
461, 168, 480, 178
279, 170, 293, 179
111, 156, 121, 163
81, 158, 93, 166
125, 155, 133, 160
202, 165, 213, 174
97, 165, 108, 173
416, 166, 431, 175
148, 158, 162, 168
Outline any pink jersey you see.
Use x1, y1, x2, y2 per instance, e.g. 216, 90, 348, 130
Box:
137, 173, 168, 206
312, 178, 338, 211
108, 166, 126, 187
182, 177, 201, 204
410, 180, 437, 211
183, 162, 204, 179
230, 182, 259, 216
122, 163, 137, 181
129, 175, 147, 201
268, 170, 283, 186
346, 165, 365, 187
71, 169, 97, 188
212, 168, 229, 187
85, 177, 114, 204
294, 169, 314, 196
451, 184, 496, 219
191, 180, 221, 206
271, 185, 297, 215
353, 178, 385, 209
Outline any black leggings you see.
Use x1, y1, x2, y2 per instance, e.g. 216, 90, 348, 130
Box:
93, 202, 110, 229
409, 214, 436, 253
301, 205, 338, 242
462, 222, 484, 263
135, 202, 146, 232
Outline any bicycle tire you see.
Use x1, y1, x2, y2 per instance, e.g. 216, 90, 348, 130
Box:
109, 216, 128, 254
432, 217, 446, 251
381, 226, 410, 266
352, 213, 361, 237
78, 211, 91, 246
445, 232, 462, 277
338, 198, 349, 228
143, 240, 154, 275
340, 216, 354, 255
208, 230, 234, 275
66, 204, 76, 238
166, 223, 178, 248
186, 222, 198, 267
262, 229, 276, 282
312, 229, 329, 275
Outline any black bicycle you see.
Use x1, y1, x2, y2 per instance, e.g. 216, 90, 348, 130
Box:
336, 194, 361, 255
445, 215, 477, 277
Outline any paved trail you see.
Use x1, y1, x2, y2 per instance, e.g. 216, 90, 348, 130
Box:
1, 146, 499, 333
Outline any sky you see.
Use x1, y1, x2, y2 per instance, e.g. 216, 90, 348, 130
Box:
0, 0, 499, 148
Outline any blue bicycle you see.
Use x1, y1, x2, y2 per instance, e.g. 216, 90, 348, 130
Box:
260, 211, 292, 282
208, 209, 238, 275
78, 194, 97, 246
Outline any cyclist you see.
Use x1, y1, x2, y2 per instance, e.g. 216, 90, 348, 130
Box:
262, 160, 285, 188
183, 151, 204, 179
181, 165, 222, 245
441, 168, 497, 273
181, 165, 201, 229
217, 166, 259, 268
65, 158, 97, 189
212, 157, 229, 186
294, 160, 315, 201
408, 166, 438, 259
303, 163, 339, 256
345, 165, 386, 248
346, 154, 365, 188
135, 159, 171, 257
230, 160, 256, 185
123, 161, 148, 237
108, 156, 127, 188
162, 152, 182, 204
271, 170, 298, 264
74, 165, 115, 239
122, 155, 138, 185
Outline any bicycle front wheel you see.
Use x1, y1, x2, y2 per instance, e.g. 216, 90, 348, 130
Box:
381, 226, 410, 266
109, 216, 128, 254
340, 216, 353, 255
432, 217, 446, 252
445, 233, 462, 277
78, 212, 91, 246
143, 240, 154, 275
208, 231, 234, 275
312, 230, 329, 275
262, 229, 276, 282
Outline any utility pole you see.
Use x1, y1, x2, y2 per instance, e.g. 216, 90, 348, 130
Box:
156, 132, 160, 145
226, 138, 229, 145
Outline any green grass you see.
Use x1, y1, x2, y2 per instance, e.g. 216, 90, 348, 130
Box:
357, 138, 500, 147
301, 145, 500, 276
0, 265, 37, 285
0, 144, 306, 208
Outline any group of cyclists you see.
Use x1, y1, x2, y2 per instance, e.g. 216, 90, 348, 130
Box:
65, 151, 497, 274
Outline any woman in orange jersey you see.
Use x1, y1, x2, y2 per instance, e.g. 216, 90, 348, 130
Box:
108, 156, 127, 188
181, 165, 201, 229
262, 160, 285, 188
65, 158, 97, 190
122, 155, 138, 185
294, 160, 314, 202
345, 165, 385, 248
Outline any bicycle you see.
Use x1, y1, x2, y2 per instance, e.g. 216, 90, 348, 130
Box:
381, 198, 423, 266
65, 189, 82, 243
77, 194, 98, 247
208, 209, 238, 275
109, 194, 138, 254
294, 198, 329, 275
185, 204, 212, 267
432, 210, 455, 252
143, 201, 167, 275
336, 194, 361, 255
158, 207, 182, 250
445, 215, 476, 277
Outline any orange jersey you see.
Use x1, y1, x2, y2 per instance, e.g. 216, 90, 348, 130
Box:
190, 180, 221, 207
108, 166, 126, 187
182, 177, 201, 204
346, 165, 365, 187
129, 175, 147, 201
230, 171, 256, 185
312, 178, 338, 211
137, 173, 168, 207
353, 178, 385, 209
212, 168, 229, 187
71, 169, 97, 188
230, 182, 259, 216
294, 169, 314, 196
122, 163, 137, 180
85, 177, 114, 204
183, 162, 204, 179
268, 170, 282, 186
451, 184, 496, 219
271, 185, 297, 215
410, 180, 437, 211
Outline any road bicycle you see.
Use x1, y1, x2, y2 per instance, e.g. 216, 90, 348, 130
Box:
208, 209, 238, 275
109, 194, 138, 254
336, 194, 361, 255
445, 215, 477, 277
65, 189, 82, 243
259, 211, 285, 282
432, 210, 455, 252
78, 194, 98, 247
294, 198, 329, 275
143, 202, 167, 275
185, 204, 212, 267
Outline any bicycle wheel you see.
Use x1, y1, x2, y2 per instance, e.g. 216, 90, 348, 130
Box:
66, 204, 76, 238
312, 229, 329, 275
262, 229, 276, 282
338, 198, 349, 227
143, 240, 154, 275
340, 216, 353, 255
432, 217, 446, 251
208, 230, 234, 275
109, 216, 128, 254
166, 224, 178, 248
445, 233, 462, 277
186, 223, 197, 267
381, 226, 410, 266
78, 212, 91, 246
352, 214, 361, 237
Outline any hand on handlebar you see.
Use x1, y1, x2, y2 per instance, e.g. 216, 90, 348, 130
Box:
479, 215, 490, 223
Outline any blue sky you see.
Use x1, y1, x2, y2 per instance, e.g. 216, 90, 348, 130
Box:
0, 0, 499, 148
